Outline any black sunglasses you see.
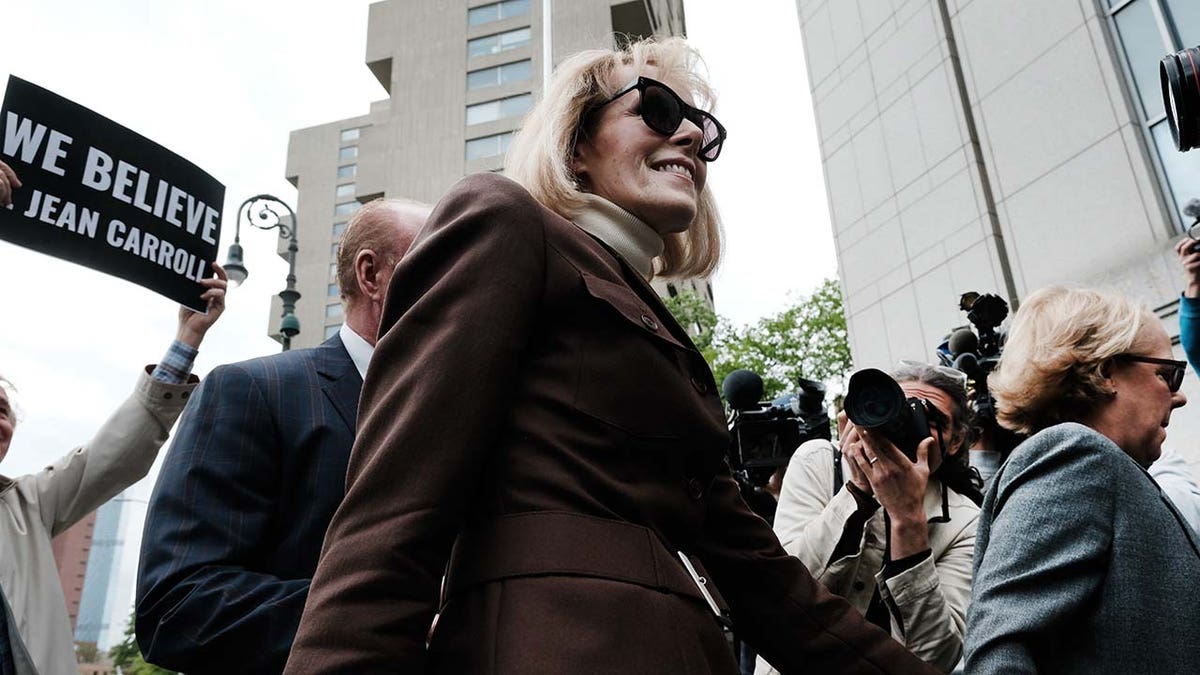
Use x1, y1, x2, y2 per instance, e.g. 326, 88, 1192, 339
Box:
1114, 354, 1188, 392
598, 76, 727, 162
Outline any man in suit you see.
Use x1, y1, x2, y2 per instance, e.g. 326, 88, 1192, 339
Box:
135, 198, 428, 674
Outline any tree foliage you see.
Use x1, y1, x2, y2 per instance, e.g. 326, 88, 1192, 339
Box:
664, 278, 852, 401
110, 610, 175, 675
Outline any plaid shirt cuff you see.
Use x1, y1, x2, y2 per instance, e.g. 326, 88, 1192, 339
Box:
150, 340, 198, 384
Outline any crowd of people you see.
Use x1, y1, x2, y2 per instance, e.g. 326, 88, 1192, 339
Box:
2, 35, 1199, 675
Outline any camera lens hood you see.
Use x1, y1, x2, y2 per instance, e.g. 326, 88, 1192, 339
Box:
1161, 46, 1200, 152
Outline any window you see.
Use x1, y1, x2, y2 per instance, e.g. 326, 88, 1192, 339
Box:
465, 131, 514, 160
333, 221, 347, 238
337, 164, 356, 180
328, 282, 340, 298
329, 262, 337, 278
468, 27, 531, 58
331, 243, 340, 258
340, 128, 361, 143
466, 93, 533, 125
335, 202, 360, 217
1107, 0, 1200, 225
467, 59, 533, 90
326, 303, 344, 320
324, 324, 341, 339
336, 184, 356, 200
339, 146, 358, 161
468, 0, 531, 26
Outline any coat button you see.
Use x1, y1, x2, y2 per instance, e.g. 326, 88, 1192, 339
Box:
164, 392, 172, 399
181, 391, 190, 399
640, 314, 659, 330
853, 581, 866, 591
686, 478, 705, 500
690, 375, 708, 394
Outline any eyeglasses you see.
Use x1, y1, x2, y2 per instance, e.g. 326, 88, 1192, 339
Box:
897, 360, 969, 388
1114, 354, 1188, 392
598, 76, 727, 162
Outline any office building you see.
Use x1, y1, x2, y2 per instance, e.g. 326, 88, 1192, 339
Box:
50, 510, 96, 634
278, 0, 708, 349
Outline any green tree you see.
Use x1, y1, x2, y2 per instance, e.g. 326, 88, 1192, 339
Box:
110, 610, 175, 675
664, 278, 852, 401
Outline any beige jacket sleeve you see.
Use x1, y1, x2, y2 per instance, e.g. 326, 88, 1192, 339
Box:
32, 367, 195, 537
876, 503, 977, 672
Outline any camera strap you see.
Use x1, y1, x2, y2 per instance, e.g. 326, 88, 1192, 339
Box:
832, 444, 845, 497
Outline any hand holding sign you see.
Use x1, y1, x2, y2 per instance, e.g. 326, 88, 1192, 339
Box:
0, 160, 19, 207
178, 263, 229, 349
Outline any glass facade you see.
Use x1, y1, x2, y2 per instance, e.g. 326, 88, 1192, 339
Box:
468, 0, 531, 26
1108, 0, 1200, 225
466, 93, 533, 125
468, 27, 531, 58
467, 59, 533, 90
465, 131, 514, 160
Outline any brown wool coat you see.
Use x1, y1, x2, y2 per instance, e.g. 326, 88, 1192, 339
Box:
284, 173, 935, 675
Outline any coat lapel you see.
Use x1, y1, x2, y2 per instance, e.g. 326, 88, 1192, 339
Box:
315, 335, 363, 433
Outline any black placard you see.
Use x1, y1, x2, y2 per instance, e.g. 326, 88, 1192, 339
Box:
0, 76, 223, 311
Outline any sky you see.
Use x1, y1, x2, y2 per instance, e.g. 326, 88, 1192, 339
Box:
0, 2, 833, 642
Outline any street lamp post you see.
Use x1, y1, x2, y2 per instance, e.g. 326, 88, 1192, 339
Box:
223, 194, 302, 351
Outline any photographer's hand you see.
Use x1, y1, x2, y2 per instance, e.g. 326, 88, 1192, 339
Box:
857, 428, 934, 560
1174, 236, 1200, 298
837, 412, 874, 497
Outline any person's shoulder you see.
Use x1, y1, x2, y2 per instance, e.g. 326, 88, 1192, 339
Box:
208, 343, 324, 385
439, 172, 544, 216
995, 422, 1124, 496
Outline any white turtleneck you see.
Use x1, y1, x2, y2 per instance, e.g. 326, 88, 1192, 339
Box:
572, 193, 664, 279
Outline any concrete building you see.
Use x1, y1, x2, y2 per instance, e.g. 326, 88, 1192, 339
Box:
277, 0, 708, 349
797, 0, 1200, 441
50, 510, 96, 634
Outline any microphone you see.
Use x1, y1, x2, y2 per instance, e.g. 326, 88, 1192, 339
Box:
953, 352, 980, 378
721, 369, 764, 410
948, 329, 979, 356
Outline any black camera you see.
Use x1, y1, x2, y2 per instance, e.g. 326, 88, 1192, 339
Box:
1161, 45, 1200, 152
843, 368, 932, 461
722, 370, 831, 490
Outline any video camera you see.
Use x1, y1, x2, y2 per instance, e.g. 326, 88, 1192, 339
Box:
721, 369, 830, 493
936, 292, 1023, 457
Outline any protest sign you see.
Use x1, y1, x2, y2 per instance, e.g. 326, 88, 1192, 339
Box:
0, 75, 223, 312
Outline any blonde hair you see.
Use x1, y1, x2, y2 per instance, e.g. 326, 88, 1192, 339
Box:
504, 36, 721, 278
989, 286, 1157, 435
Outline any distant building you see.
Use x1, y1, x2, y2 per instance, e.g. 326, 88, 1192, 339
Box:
276, 0, 708, 350
72, 491, 147, 651
796, 0, 1200, 447
50, 510, 96, 633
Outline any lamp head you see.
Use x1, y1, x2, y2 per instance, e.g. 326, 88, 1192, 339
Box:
223, 242, 249, 287
279, 312, 301, 338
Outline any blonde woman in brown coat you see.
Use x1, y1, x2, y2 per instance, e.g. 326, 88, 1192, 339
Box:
285, 38, 934, 675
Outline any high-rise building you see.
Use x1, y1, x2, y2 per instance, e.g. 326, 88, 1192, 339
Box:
798, 0, 1200, 449
278, 0, 708, 349
50, 509, 96, 633
796, 1, 1199, 356
73, 495, 124, 648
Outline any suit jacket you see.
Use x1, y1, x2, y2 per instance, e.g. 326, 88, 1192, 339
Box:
285, 174, 933, 675
136, 336, 361, 674
964, 422, 1200, 674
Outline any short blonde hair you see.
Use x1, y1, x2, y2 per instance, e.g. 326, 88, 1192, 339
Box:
989, 286, 1158, 435
504, 36, 721, 278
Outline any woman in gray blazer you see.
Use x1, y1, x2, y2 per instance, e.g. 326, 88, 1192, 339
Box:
964, 285, 1199, 674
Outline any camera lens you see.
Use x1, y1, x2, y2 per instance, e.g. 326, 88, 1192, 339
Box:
1161, 46, 1200, 152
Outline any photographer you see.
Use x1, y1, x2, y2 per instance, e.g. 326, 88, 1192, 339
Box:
757, 364, 982, 674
